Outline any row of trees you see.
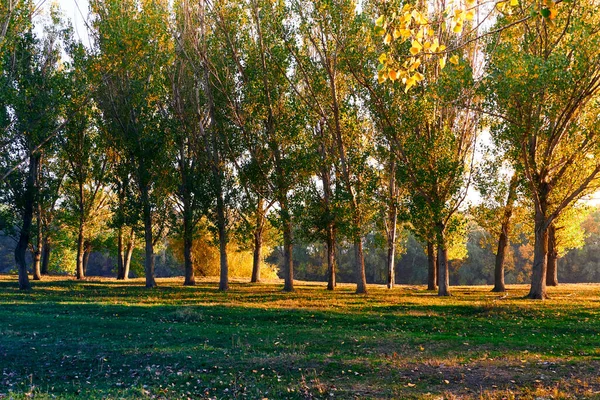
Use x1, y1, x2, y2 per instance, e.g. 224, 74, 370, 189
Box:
1, 0, 599, 299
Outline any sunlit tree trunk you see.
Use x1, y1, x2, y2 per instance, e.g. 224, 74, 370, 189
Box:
251, 197, 264, 283
528, 186, 549, 299
492, 174, 518, 292
386, 162, 398, 289
546, 223, 558, 287
83, 241, 91, 276
436, 222, 450, 296
281, 194, 294, 292
32, 205, 43, 280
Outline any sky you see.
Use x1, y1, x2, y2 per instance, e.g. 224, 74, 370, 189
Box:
53, 0, 90, 45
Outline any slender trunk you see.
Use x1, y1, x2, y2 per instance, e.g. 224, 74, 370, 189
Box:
436, 223, 450, 296
546, 223, 558, 287
123, 229, 134, 279
216, 188, 229, 291
76, 222, 85, 280
141, 185, 156, 288
326, 228, 336, 291
492, 174, 518, 292
354, 237, 367, 293
83, 242, 91, 276
281, 196, 294, 292
251, 197, 264, 283
41, 237, 50, 275
117, 227, 125, 279
15, 155, 39, 290
183, 195, 195, 286
386, 158, 398, 289
32, 206, 42, 280
386, 208, 397, 289
528, 197, 549, 299
427, 241, 437, 290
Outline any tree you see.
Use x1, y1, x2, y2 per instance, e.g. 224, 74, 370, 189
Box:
90, 0, 175, 288
1, 3, 69, 289
211, 0, 312, 292
485, 0, 600, 299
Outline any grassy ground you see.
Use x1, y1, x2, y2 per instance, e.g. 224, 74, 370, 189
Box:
1, 276, 600, 399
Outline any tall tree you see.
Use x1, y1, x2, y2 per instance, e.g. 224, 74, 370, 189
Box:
1, 3, 68, 289
485, 0, 600, 299
90, 0, 175, 288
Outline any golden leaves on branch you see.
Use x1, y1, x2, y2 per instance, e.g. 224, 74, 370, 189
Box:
375, 0, 562, 91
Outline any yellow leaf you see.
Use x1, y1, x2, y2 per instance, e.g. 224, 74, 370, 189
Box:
510, 0, 519, 5
452, 21, 463, 33
375, 15, 385, 27
439, 44, 447, 51
378, 53, 388, 64
465, 10, 474, 20
384, 33, 392, 44
405, 76, 416, 92
549, 8, 558, 19
409, 59, 421, 71
378, 69, 387, 84
439, 56, 447, 69
388, 69, 398, 81
393, 28, 401, 39
449, 54, 459, 65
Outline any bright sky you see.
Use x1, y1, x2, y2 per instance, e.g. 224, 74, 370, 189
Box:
54, 0, 90, 45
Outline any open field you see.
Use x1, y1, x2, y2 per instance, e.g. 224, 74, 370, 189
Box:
1, 276, 600, 399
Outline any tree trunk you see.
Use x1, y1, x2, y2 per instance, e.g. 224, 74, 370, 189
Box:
183, 195, 195, 286
15, 155, 39, 290
492, 174, 518, 292
216, 188, 229, 291
141, 185, 156, 288
546, 223, 558, 287
492, 227, 509, 292
124, 230, 134, 279
354, 236, 368, 294
32, 207, 43, 280
427, 241, 437, 290
386, 158, 398, 289
528, 204, 549, 299
251, 197, 264, 283
117, 227, 125, 279
386, 208, 397, 289
76, 222, 85, 280
326, 228, 336, 291
436, 223, 451, 296
281, 197, 294, 292
41, 237, 50, 275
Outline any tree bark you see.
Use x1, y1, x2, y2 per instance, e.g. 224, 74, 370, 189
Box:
117, 227, 125, 279
183, 194, 195, 286
76, 220, 85, 280
124, 230, 134, 279
15, 154, 39, 290
386, 157, 398, 289
32, 206, 43, 280
528, 195, 549, 299
492, 174, 518, 292
326, 228, 336, 291
216, 187, 229, 291
354, 237, 367, 294
427, 241, 437, 290
41, 237, 50, 275
546, 223, 558, 287
141, 185, 156, 288
251, 197, 264, 283
281, 197, 294, 292
436, 223, 451, 296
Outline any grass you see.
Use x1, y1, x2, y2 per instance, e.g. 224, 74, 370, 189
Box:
1, 275, 600, 399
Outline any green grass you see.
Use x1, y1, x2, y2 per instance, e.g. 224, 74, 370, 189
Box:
1, 276, 600, 399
